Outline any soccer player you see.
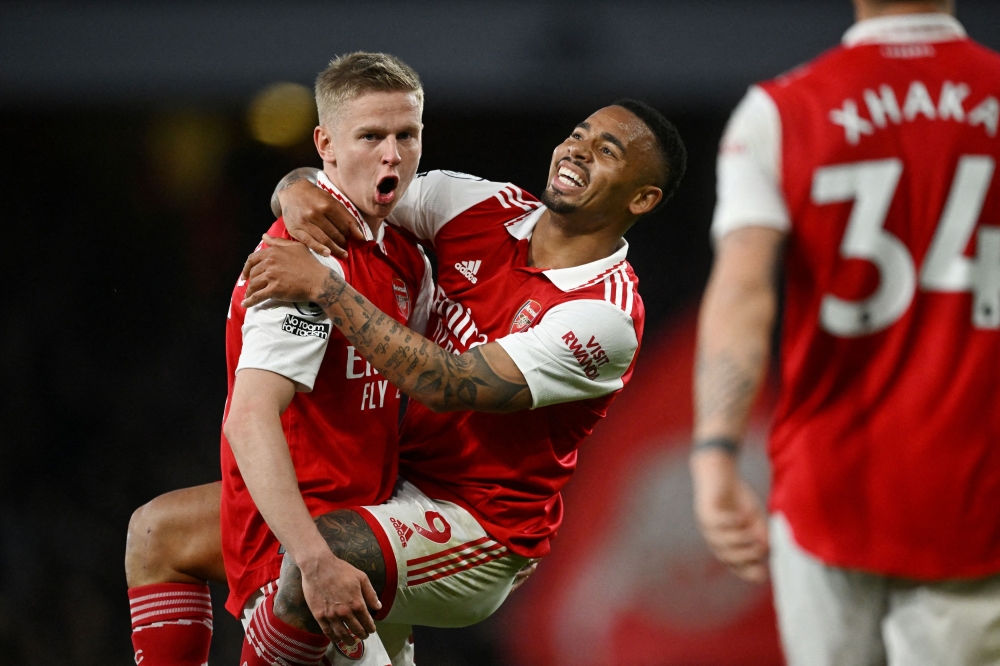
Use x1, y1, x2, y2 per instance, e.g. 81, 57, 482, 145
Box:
128, 99, 685, 665
239, 97, 686, 665
691, 0, 1000, 664
125, 52, 434, 666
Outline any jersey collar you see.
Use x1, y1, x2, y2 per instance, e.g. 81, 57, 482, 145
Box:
505, 206, 632, 292
843, 13, 966, 47
315, 171, 387, 247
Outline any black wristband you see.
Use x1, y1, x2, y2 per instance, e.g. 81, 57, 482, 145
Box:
692, 436, 740, 456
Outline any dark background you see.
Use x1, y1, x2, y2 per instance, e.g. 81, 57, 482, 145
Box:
1, 2, 997, 664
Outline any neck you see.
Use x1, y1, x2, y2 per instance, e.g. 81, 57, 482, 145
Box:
527, 207, 628, 270
855, 1, 951, 21
323, 165, 384, 236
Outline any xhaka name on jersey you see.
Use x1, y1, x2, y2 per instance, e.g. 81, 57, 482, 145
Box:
829, 79, 998, 145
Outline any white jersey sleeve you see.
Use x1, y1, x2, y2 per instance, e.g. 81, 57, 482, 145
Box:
408, 246, 435, 336
389, 170, 508, 242
711, 86, 791, 240
495, 299, 639, 409
236, 250, 344, 392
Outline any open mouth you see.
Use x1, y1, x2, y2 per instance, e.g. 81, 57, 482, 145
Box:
553, 161, 588, 192
375, 175, 399, 204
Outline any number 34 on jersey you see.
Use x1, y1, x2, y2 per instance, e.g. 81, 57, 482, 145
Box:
814, 155, 998, 337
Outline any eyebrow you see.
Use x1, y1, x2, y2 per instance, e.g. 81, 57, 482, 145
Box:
575, 122, 626, 154
600, 132, 626, 154
356, 124, 419, 135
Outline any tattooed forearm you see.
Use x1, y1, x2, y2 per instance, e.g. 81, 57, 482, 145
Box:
271, 167, 320, 217
694, 348, 766, 437
314, 268, 529, 412
692, 228, 782, 444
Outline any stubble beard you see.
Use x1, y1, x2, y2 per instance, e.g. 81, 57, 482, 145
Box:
539, 188, 579, 214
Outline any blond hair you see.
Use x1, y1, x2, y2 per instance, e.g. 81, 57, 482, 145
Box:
315, 52, 424, 128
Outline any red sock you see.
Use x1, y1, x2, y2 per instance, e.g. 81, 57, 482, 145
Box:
128, 582, 213, 666
242, 593, 330, 666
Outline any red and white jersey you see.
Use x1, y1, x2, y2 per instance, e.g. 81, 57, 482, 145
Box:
220, 173, 433, 615
388, 170, 645, 558
714, 13, 1000, 579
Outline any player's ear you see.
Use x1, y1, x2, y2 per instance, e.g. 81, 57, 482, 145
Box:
628, 185, 663, 217
314, 125, 336, 164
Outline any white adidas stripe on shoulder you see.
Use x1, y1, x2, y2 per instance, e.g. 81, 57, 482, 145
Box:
571, 260, 627, 292
602, 266, 636, 316
494, 184, 539, 211
508, 184, 538, 209
493, 190, 511, 208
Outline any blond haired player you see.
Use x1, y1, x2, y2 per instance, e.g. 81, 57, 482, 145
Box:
125, 52, 434, 666
692, 1, 1000, 664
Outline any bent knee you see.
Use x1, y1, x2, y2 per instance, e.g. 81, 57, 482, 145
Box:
125, 497, 184, 586
126, 501, 160, 585
127, 497, 171, 549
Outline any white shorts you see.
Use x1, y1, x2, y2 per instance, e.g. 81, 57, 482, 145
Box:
770, 513, 1000, 666
357, 478, 530, 628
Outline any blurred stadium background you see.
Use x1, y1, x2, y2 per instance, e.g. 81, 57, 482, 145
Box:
1, 1, 997, 664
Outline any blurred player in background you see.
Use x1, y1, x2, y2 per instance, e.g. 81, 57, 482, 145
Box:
691, 0, 1000, 664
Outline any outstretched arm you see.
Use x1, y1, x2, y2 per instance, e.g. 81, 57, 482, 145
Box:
242, 236, 532, 413
690, 226, 783, 584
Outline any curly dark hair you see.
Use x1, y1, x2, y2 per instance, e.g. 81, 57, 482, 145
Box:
613, 98, 687, 211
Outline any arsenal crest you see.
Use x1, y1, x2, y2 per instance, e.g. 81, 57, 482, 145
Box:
335, 637, 365, 660
510, 299, 542, 333
392, 278, 411, 321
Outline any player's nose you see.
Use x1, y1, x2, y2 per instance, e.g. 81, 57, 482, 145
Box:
382, 137, 402, 166
568, 139, 592, 163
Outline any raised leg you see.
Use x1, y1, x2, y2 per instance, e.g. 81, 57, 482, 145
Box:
125, 481, 226, 587
125, 481, 224, 666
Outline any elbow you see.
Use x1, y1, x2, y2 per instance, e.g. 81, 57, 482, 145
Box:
223, 408, 250, 450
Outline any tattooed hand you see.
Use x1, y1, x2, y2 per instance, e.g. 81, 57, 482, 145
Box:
242, 234, 329, 305
242, 234, 533, 413
271, 168, 366, 258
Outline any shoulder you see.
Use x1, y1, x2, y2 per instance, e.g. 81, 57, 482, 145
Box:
723, 86, 781, 145
413, 170, 538, 211
962, 39, 1000, 72
765, 45, 850, 92
392, 170, 541, 241
572, 261, 641, 315
269, 217, 293, 239
549, 263, 645, 336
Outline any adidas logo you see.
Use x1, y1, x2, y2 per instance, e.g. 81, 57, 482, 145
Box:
390, 517, 414, 547
455, 260, 482, 284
